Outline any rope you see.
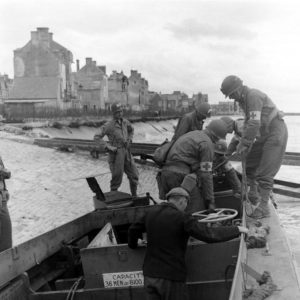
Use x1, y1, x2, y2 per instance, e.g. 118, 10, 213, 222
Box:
241, 157, 254, 216
65, 276, 83, 300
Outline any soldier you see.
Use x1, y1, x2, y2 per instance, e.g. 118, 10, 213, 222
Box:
128, 187, 248, 300
0, 156, 12, 252
172, 102, 211, 141
159, 119, 227, 213
220, 75, 288, 218
94, 103, 139, 196
213, 140, 241, 198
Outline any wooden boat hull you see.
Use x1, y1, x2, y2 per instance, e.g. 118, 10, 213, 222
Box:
0, 191, 242, 300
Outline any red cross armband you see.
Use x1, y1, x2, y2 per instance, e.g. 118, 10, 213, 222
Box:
249, 111, 261, 121
200, 161, 212, 172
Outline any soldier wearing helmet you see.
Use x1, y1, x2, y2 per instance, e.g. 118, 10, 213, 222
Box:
94, 103, 139, 196
220, 75, 288, 218
172, 102, 211, 141
159, 119, 227, 213
213, 140, 241, 198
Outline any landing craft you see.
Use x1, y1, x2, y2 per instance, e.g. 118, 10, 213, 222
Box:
0, 154, 299, 299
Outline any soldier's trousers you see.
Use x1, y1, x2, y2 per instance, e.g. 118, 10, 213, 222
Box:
246, 118, 288, 192
0, 204, 12, 252
108, 147, 139, 191
160, 170, 205, 213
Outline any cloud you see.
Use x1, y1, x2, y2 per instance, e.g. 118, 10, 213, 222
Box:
165, 18, 256, 41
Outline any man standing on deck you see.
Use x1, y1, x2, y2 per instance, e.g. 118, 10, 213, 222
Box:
220, 75, 288, 218
94, 103, 139, 196
172, 102, 212, 141
0, 156, 12, 252
159, 119, 228, 213
128, 187, 248, 300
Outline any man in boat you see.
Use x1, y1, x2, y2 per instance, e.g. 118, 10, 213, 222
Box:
94, 103, 139, 196
172, 102, 212, 141
213, 139, 241, 198
158, 119, 228, 212
128, 187, 249, 300
0, 156, 12, 252
220, 75, 288, 218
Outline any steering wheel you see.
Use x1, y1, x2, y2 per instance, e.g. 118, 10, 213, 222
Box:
192, 208, 238, 223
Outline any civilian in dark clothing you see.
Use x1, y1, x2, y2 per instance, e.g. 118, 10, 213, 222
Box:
128, 187, 248, 300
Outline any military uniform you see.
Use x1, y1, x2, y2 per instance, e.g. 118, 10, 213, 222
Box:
0, 157, 12, 252
238, 87, 288, 216
160, 130, 215, 212
172, 111, 205, 141
95, 118, 139, 195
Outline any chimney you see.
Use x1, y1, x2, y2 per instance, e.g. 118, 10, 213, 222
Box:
76, 59, 80, 71
92, 60, 97, 66
31, 27, 51, 47
86, 57, 92, 65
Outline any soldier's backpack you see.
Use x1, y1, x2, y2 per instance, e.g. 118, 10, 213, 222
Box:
153, 139, 175, 167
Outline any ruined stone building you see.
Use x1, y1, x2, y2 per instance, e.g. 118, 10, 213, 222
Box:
128, 70, 149, 110
7, 27, 74, 114
0, 74, 13, 103
108, 70, 149, 110
73, 58, 108, 111
160, 91, 189, 111
107, 71, 129, 108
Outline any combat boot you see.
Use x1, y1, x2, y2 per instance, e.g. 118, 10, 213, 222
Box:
248, 181, 260, 205
249, 188, 270, 219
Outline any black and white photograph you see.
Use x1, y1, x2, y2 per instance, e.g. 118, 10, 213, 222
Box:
0, 0, 300, 299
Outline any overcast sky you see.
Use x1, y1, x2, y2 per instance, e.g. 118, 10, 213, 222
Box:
1, 0, 300, 111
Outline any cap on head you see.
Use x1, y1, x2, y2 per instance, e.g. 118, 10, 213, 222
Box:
111, 103, 123, 114
214, 139, 228, 155
220, 75, 243, 98
166, 187, 190, 200
220, 116, 234, 133
206, 119, 227, 140
195, 102, 212, 118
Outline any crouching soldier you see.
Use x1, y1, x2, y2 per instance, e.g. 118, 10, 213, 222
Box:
94, 103, 139, 196
213, 140, 241, 198
0, 156, 12, 252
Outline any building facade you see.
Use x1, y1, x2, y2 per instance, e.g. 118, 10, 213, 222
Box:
7, 27, 75, 114
0, 75, 13, 103
108, 69, 149, 110
73, 58, 108, 111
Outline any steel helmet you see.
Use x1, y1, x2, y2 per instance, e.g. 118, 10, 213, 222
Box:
220, 116, 234, 133
206, 119, 227, 140
111, 103, 122, 114
166, 187, 190, 200
196, 102, 212, 118
220, 75, 243, 98
214, 139, 228, 155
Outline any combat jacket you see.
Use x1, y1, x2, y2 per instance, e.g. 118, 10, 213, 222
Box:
238, 86, 279, 147
95, 118, 134, 148
165, 130, 214, 204
172, 111, 204, 141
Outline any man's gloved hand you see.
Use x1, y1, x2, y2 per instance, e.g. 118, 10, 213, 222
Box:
236, 142, 249, 157
105, 145, 118, 153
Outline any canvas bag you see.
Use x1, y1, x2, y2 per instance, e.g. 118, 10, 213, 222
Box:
153, 140, 175, 166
